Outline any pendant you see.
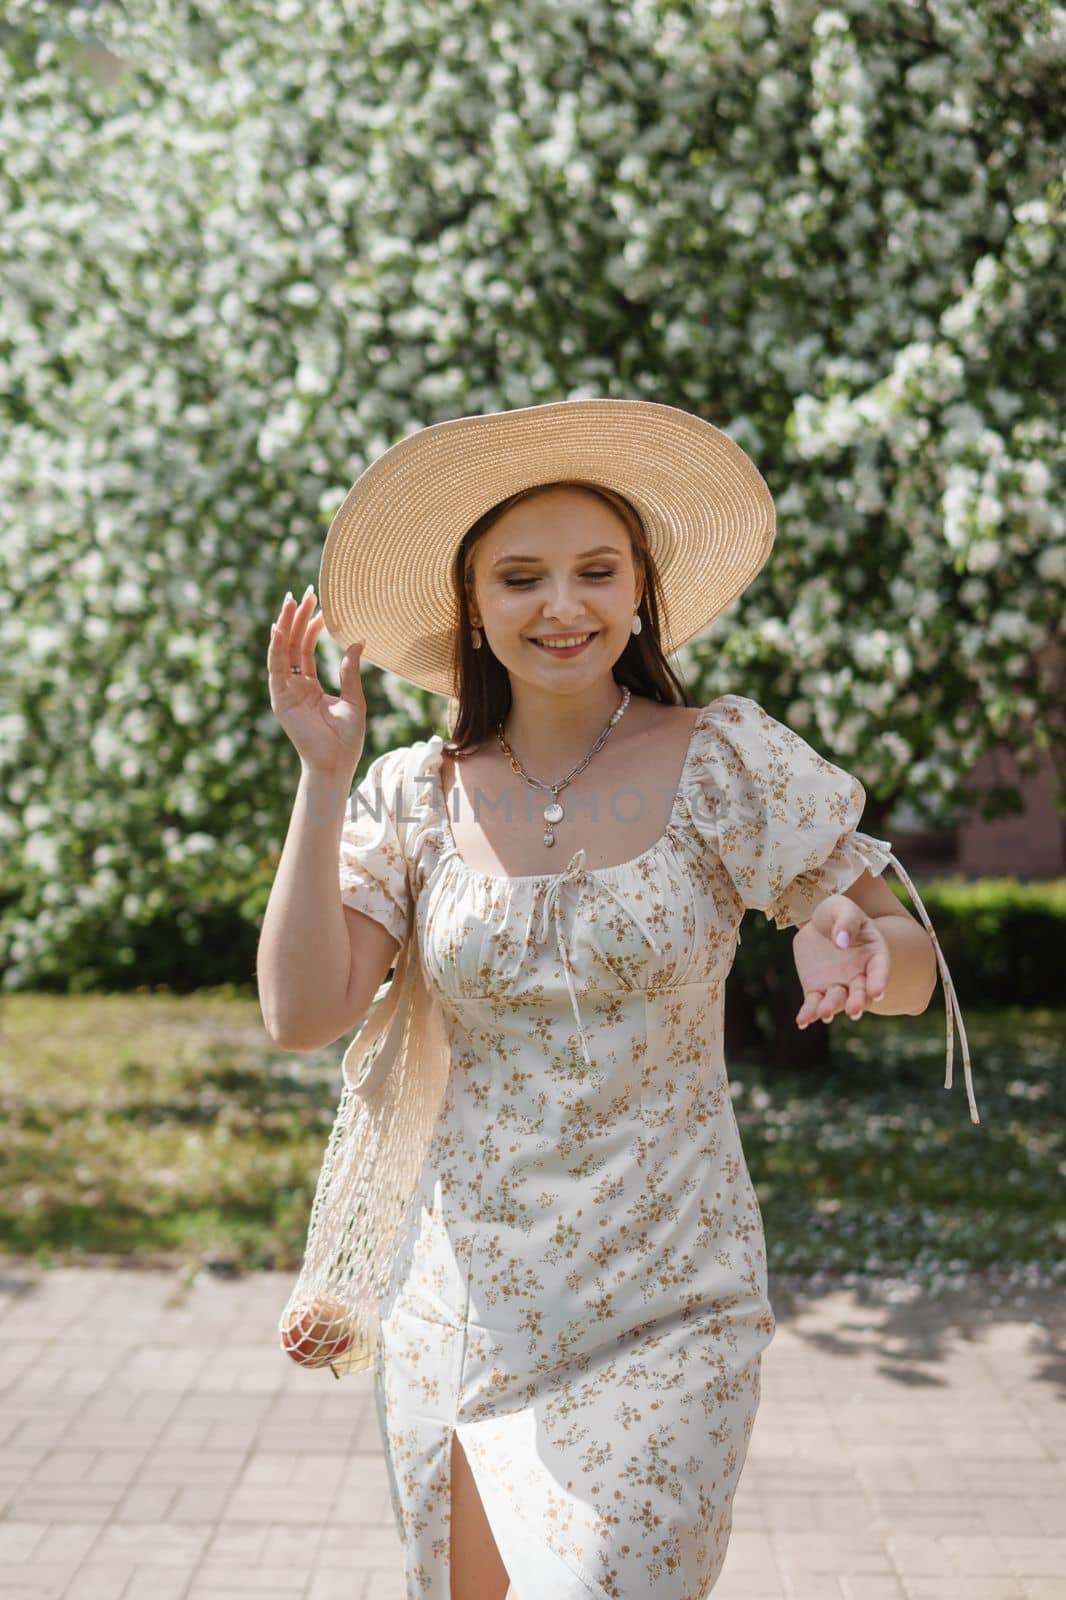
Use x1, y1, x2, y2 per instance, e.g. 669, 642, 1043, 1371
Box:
543, 797, 563, 848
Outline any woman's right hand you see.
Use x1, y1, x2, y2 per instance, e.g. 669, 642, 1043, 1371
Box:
267, 585, 368, 775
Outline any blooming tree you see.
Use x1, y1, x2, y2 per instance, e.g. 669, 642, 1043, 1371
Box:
1, 0, 1062, 988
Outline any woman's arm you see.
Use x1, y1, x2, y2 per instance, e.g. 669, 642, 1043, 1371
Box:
840, 867, 938, 1016
794, 872, 938, 1028
862, 912, 938, 1017
257, 763, 360, 1049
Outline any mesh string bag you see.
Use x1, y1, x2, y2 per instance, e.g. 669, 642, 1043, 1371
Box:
277, 745, 451, 1379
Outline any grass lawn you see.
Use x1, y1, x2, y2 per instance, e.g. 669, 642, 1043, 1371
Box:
1, 990, 1061, 1285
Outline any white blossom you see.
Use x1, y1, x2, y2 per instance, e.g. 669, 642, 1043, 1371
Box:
0, 0, 1061, 984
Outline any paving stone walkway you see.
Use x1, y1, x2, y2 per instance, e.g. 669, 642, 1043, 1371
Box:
0, 1262, 1061, 1599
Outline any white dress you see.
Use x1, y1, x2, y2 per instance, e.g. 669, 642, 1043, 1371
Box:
338, 693, 978, 1599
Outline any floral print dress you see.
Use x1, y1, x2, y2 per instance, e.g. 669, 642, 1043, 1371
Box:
337, 693, 978, 1599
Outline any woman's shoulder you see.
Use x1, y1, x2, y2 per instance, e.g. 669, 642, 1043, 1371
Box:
691, 691, 762, 726
686, 691, 838, 757
677, 692, 840, 832
360, 731, 447, 782
683, 693, 764, 757
682, 692, 860, 785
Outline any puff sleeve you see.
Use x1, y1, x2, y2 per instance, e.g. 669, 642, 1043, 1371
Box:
684, 694, 895, 930
338, 745, 413, 947
682, 694, 980, 1125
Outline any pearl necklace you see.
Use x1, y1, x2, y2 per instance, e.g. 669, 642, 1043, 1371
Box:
495, 687, 632, 847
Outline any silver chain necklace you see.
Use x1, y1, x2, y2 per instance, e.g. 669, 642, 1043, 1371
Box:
495, 686, 632, 848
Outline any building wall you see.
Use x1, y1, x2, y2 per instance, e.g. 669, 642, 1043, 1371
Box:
957, 745, 1065, 879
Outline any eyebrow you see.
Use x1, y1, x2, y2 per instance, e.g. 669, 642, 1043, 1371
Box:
492, 544, 623, 568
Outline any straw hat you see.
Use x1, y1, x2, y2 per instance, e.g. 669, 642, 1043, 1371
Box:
318, 397, 776, 700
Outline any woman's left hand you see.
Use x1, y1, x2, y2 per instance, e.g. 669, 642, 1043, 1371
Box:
792, 893, 890, 1027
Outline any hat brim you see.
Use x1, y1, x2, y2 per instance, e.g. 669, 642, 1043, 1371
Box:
319, 397, 775, 700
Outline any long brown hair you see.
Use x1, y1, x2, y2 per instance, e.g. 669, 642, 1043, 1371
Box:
442, 480, 693, 755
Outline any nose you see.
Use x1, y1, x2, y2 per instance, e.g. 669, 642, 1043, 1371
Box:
540, 582, 587, 623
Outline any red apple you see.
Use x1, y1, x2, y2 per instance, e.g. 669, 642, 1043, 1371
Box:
281, 1298, 355, 1367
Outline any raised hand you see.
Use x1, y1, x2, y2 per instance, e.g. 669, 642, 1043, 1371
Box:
793, 893, 890, 1028
267, 584, 368, 776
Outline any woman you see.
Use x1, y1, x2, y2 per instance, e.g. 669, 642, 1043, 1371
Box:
259, 399, 979, 1600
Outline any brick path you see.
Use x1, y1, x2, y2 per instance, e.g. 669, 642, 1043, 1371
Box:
0, 1263, 1061, 1599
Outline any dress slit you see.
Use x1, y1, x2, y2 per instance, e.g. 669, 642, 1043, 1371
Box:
450, 1427, 516, 1599
447, 1428, 512, 1599
450, 1424, 604, 1599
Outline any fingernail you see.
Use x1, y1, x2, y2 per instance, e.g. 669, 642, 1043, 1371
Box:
835, 930, 850, 948
303, 583, 314, 599
270, 623, 276, 636
871, 990, 884, 1001
285, 590, 294, 604
798, 1021, 807, 1030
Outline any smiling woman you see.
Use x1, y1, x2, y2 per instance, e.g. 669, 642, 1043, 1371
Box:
445, 476, 692, 760
270, 396, 978, 1600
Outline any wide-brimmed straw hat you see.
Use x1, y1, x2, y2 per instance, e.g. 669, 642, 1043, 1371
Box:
318, 397, 776, 700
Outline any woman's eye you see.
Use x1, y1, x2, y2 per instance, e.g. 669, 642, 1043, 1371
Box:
503, 570, 615, 588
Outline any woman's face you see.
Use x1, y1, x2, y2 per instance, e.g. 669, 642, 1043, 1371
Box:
467, 486, 642, 685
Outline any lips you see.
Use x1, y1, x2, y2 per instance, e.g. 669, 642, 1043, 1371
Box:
529, 632, 598, 652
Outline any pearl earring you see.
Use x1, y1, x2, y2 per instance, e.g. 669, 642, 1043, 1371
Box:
630, 612, 642, 635
471, 625, 482, 649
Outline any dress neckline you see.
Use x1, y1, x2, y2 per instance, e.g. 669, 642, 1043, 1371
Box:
433, 701, 714, 885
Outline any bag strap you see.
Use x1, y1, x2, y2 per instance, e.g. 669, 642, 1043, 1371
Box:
341, 738, 432, 1097
395, 735, 435, 875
